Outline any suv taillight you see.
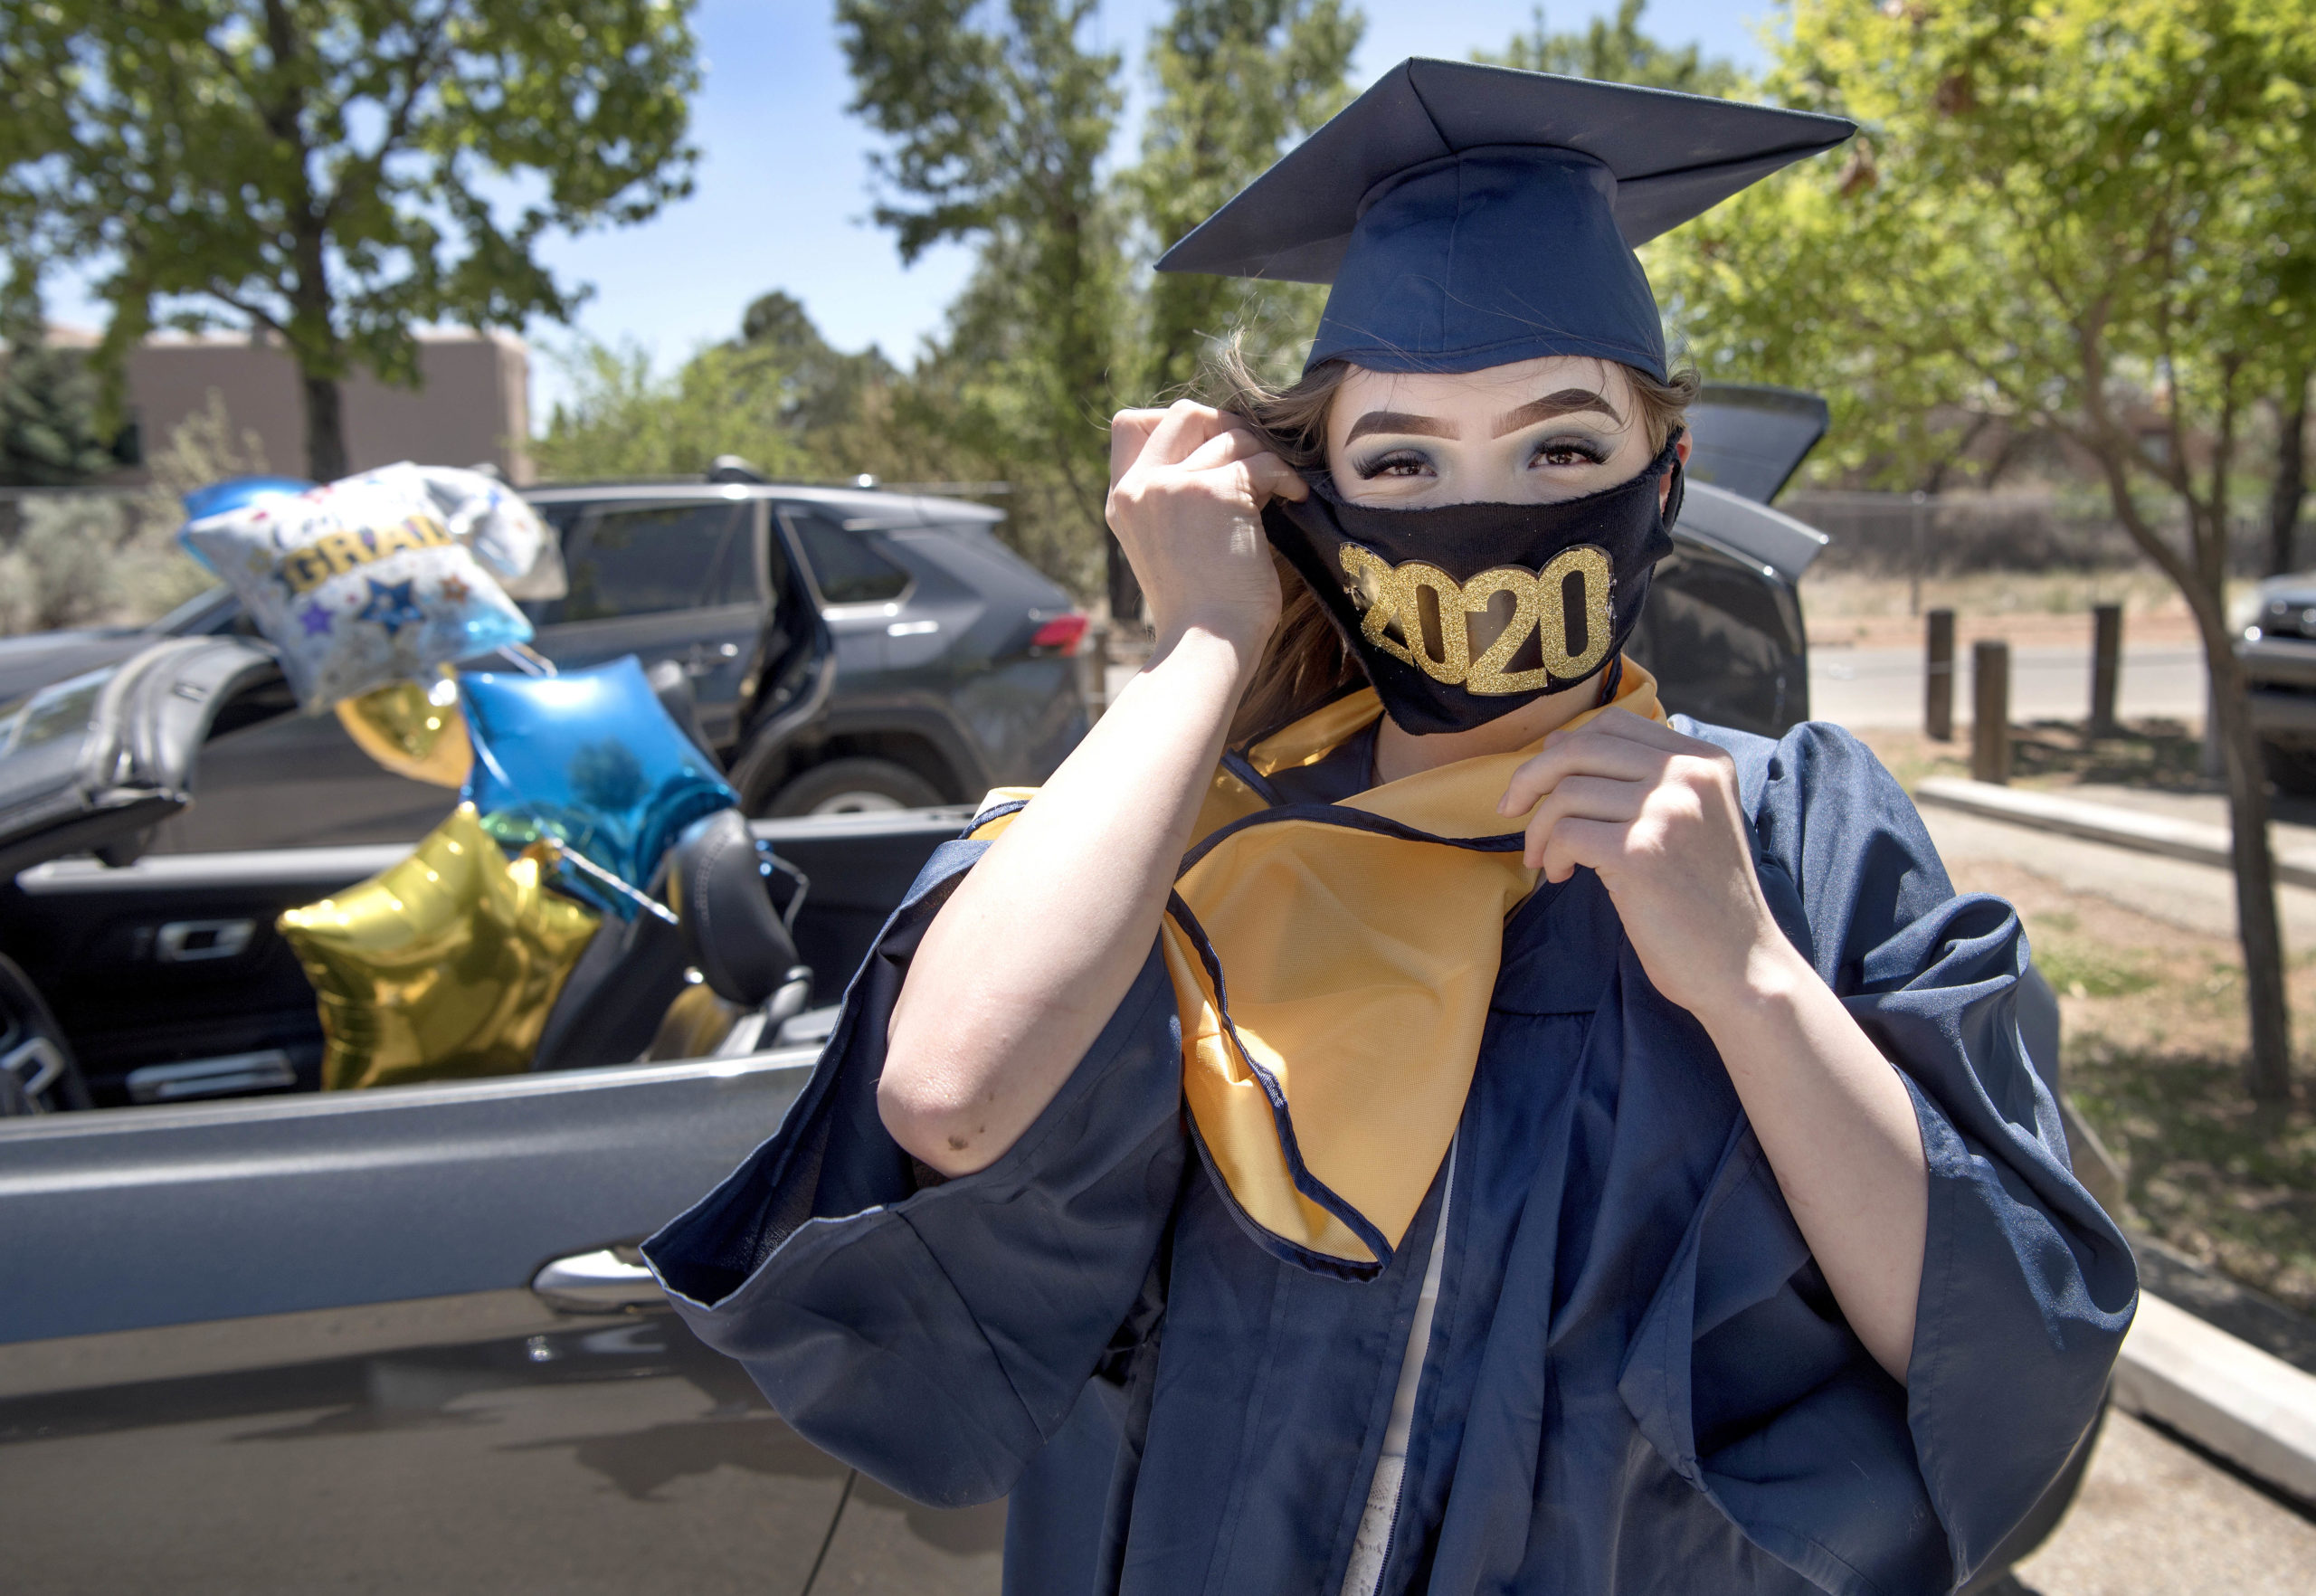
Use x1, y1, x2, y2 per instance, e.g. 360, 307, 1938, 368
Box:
1030, 613, 1089, 654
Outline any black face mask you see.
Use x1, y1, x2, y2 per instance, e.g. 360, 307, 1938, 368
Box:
1261, 432, 1684, 736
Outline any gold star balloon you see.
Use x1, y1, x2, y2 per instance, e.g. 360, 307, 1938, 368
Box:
333, 672, 473, 788
279, 803, 600, 1090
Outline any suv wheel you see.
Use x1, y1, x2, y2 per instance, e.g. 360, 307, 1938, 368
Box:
765, 757, 945, 817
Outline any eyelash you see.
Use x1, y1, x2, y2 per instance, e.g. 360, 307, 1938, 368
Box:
1350, 436, 1612, 480
1532, 437, 1609, 468
1353, 449, 1433, 480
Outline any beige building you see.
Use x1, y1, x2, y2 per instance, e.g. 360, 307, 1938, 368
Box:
52, 327, 533, 485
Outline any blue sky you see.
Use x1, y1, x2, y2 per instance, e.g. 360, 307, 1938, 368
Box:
49, 1, 1774, 422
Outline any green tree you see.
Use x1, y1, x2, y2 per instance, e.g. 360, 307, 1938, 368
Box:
1652, 0, 2316, 1103
1128, 0, 1362, 400
1476, 1, 1742, 96
0, 269, 119, 487
533, 289, 916, 486
733, 289, 906, 460
0, 0, 701, 482
837, 0, 1128, 603
533, 339, 819, 483
2270, 375, 2309, 577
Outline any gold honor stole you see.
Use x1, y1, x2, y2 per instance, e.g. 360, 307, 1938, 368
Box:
973, 657, 1666, 1278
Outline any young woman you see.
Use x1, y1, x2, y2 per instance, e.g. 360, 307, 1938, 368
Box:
648, 61, 2134, 1596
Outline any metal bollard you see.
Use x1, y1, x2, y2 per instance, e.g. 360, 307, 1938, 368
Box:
1972, 639, 2011, 784
1925, 608, 1956, 741
2089, 603, 2122, 737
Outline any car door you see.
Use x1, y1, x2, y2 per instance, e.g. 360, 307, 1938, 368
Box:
0, 1049, 859, 1594
0, 801, 1003, 1592
534, 497, 766, 746
781, 504, 910, 697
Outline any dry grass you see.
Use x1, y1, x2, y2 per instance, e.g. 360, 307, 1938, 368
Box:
1856, 718, 2213, 795
1799, 571, 2223, 650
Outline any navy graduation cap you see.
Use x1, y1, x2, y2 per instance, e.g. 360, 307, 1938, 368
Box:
1154, 58, 1855, 381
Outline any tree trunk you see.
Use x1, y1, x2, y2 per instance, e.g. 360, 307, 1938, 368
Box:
2200, 624, 2296, 1102
1106, 537, 1144, 626
300, 368, 348, 481
2271, 369, 2311, 578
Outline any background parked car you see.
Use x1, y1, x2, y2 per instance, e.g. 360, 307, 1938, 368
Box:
2236, 569, 2316, 795
0, 469, 1090, 852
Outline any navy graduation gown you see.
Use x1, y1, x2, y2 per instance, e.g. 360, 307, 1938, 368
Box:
644, 720, 2136, 1595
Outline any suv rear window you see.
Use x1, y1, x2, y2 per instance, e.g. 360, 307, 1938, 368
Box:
547, 502, 749, 622
792, 512, 912, 604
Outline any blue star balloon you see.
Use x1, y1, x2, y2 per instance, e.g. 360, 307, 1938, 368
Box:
177, 476, 319, 575
179, 470, 533, 710
182, 475, 318, 526
458, 656, 736, 918
355, 577, 427, 636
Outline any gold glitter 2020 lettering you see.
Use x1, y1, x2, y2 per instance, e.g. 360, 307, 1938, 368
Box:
1338, 545, 1613, 694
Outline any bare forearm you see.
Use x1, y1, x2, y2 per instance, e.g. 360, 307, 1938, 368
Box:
879, 623, 1259, 1175
1698, 945, 1929, 1385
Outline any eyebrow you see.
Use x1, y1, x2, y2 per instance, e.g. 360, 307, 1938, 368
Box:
1344, 409, 1457, 443
1344, 388, 1626, 446
1493, 388, 1623, 436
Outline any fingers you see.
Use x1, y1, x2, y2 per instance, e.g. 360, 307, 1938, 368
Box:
1108, 409, 1168, 489
1499, 709, 1732, 817
1172, 427, 1307, 508
1239, 451, 1310, 504
1176, 423, 1268, 473
1138, 400, 1234, 472
1535, 816, 1622, 885
1497, 734, 1664, 816
1521, 774, 1642, 869
1555, 707, 1716, 756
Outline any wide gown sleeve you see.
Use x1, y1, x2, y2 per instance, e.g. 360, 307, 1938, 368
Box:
1628, 720, 2139, 1594
641, 835, 1190, 1507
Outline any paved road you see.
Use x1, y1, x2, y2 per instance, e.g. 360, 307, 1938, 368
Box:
1809, 644, 2207, 728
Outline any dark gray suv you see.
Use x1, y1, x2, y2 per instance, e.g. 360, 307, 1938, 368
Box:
0, 477, 1089, 852
525, 477, 1090, 819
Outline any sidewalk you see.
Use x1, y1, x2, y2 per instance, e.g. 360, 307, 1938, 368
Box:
1913, 801, 2316, 946
2009, 1408, 2316, 1596
1912, 775, 2316, 946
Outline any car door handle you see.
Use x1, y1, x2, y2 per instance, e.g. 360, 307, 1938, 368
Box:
155, 918, 255, 963
684, 641, 743, 676
529, 1246, 666, 1313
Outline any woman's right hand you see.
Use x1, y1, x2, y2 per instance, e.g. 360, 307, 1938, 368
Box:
1106, 402, 1306, 648
882, 405, 1304, 1178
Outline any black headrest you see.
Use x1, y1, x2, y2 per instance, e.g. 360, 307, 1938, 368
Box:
669, 810, 799, 1007
644, 658, 722, 765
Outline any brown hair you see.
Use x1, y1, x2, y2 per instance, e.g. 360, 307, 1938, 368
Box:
1201, 336, 1700, 746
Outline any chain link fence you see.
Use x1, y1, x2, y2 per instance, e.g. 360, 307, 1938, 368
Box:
1784, 489, 2267, 583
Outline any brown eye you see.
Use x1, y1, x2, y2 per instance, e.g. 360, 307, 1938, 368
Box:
1354, 450, 1435, 480
1533, 438, 1609, 469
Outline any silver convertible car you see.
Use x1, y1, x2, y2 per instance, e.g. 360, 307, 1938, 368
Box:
0, 390, 2089, 1593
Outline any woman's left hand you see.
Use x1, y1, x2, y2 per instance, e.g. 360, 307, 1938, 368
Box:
1501, 708, 1930, 1384
1495, 708, 1795, 1016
